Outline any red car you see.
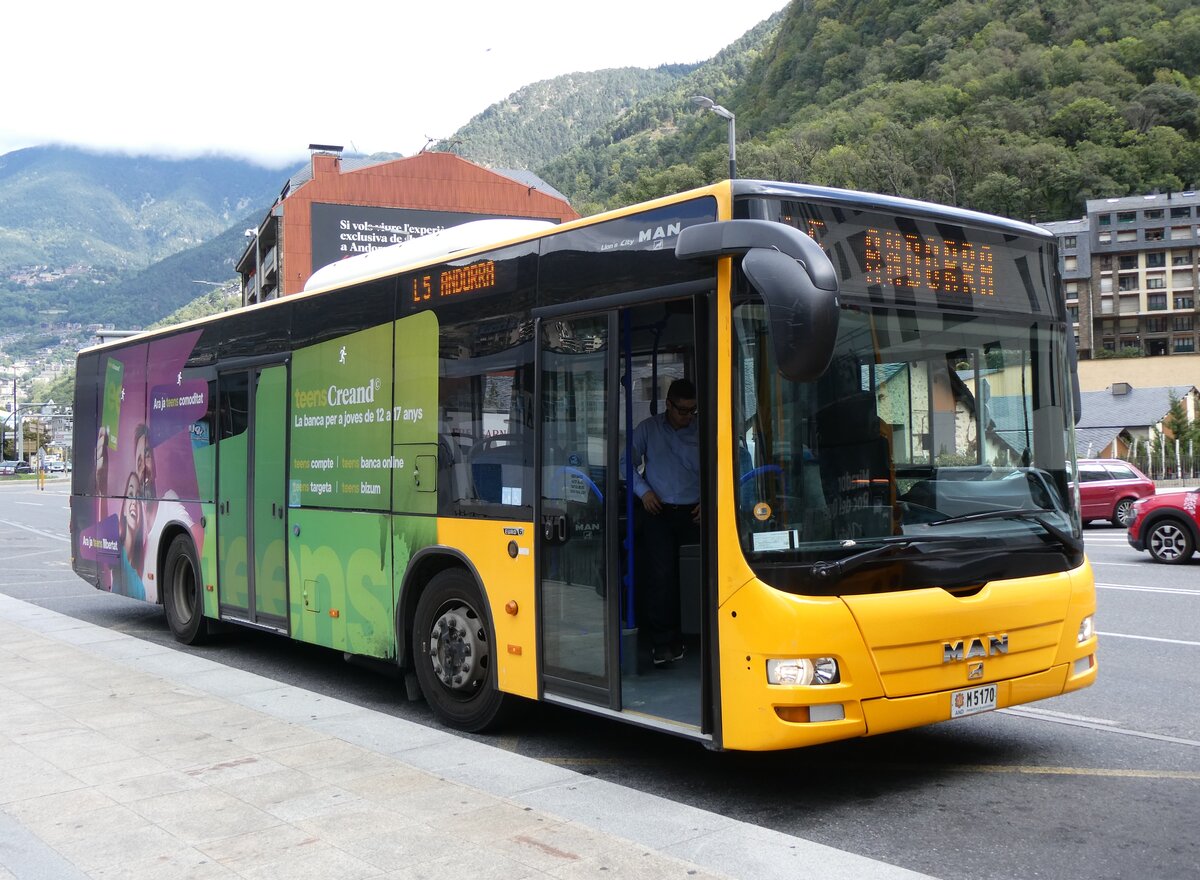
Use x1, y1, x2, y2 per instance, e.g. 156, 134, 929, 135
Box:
1074, 458, 1156, 527
1128, 489, 1200, 564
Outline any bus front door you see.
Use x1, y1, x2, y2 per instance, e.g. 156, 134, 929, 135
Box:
538, 314, 615, 709
216, 363, 288, 631
537, 303, 705, 735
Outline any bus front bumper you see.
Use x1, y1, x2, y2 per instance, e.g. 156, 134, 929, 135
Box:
859, 659, 1095, 737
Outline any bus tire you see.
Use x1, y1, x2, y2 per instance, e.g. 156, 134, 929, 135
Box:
162, 534, 209, 645
412, 568, 511, 732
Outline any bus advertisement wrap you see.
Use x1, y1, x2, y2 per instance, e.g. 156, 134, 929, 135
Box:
76, 330, 208, 604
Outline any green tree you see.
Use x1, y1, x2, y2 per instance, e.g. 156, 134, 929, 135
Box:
1049, 98, 1125, 146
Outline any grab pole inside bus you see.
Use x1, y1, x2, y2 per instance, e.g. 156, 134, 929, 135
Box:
621, 309, 637, 646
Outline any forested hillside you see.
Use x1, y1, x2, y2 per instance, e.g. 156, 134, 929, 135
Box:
525, 13, 786, 215
0, 146, 282, 273
0, 208, 261, 330
537, 0, 1200, 221
452, 66, 695, 170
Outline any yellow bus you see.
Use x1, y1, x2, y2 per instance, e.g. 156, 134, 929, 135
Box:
71, 180, 1096, 750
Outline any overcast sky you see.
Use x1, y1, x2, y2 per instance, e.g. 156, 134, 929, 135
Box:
2, 1, 787, 168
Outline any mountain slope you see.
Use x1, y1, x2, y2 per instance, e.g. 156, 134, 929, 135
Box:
452, 65, 695, 170
535, 11, 786, 213
538, 0, 1200, 220
0, 146, 285, 274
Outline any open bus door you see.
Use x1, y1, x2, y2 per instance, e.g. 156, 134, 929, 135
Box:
536, 300, 706, 738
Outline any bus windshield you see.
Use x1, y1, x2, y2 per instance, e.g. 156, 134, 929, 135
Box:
732, 302, 1080, 593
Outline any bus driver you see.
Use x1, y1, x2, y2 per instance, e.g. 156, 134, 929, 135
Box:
626, 378, 700, 667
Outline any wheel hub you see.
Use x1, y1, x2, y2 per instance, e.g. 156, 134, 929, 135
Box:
428, 604, 488, 692
1151, 525, 1186, 560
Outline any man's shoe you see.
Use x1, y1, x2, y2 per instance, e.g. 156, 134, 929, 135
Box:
651, 644, 686, 666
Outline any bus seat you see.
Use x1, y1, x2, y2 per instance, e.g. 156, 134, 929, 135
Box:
468, 436, 526, 504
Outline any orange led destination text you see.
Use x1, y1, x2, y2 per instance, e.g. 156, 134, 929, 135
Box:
864, 229, 994, 297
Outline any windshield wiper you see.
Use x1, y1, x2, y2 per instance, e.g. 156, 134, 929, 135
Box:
810, 536, 973, 581
926, 508, 1083, 554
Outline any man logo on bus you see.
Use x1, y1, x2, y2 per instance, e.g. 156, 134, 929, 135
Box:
943, 634, 1008, 663
638, 222, 681, 245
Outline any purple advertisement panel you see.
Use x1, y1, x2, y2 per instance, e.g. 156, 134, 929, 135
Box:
76, 330, 207, 603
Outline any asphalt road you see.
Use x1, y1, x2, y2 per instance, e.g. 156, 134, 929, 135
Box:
2, 479, 1197, 880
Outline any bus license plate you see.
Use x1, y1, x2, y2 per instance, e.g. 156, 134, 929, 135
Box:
951, 684, 997, 718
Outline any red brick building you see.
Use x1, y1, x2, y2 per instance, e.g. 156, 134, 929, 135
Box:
237, 148, 578, 305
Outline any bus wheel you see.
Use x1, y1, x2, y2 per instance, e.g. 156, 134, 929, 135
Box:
412, 568, 511, 732
163, 534, 209, 645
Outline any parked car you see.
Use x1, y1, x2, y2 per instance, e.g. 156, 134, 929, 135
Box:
1073, 458, 1156, 527
1128, 489, 1200, 564
0, 460, 31, 475
45, 461, 65, 474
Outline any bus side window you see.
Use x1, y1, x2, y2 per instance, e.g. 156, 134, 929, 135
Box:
437, 316, 535, 515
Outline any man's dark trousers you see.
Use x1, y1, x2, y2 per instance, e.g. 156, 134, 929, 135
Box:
640, 504, 699, 650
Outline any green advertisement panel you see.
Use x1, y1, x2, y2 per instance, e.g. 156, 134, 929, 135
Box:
254, 366, 289, 619
290, 323, 396, 510
287, 508, 436, 658
392, 311, 440, 514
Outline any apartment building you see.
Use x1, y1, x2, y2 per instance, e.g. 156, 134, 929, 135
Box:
1041, 190, 1200, 359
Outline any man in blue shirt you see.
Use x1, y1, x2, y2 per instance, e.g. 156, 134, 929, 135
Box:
627, 378, 700, 666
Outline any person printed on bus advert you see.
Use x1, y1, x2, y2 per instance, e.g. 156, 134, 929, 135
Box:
118, 471, 146, 600
134, 421, 195, 599
627, 377, 700, 667
95, 423, 154, 599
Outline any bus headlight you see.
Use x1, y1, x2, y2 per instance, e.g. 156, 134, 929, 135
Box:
767, 657, 840, 686
1077, 615, 1095, 644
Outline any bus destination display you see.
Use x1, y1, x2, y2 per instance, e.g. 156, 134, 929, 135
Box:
772, 200, 1056, 318
860, 227, 994, 298
408, 259, 498, 305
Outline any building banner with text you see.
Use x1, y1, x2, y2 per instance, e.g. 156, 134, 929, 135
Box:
310, 203, 517, 274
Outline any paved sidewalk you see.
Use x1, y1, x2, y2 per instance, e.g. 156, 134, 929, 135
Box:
0, 594, 933, 879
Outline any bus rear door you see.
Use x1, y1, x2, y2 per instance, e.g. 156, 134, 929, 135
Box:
216, 362, 289, 630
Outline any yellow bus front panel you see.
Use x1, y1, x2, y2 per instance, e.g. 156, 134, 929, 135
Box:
717, 562, 1098, 751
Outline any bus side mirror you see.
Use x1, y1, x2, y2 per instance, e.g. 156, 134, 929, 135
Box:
676, 220, 840, 383
742, 246, 839, 382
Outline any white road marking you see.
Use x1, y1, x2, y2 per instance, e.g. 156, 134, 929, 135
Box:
0, 520, 70, 542
1097, 583, 1199, 596
1001, 707, 1200, 747
1098, 631, 1200, 647
1009, 705, 1118, 725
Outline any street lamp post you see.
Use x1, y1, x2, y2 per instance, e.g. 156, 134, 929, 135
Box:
691, 95, 736, 180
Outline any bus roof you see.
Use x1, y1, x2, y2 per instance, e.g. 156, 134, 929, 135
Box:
731, 180, 1052, 240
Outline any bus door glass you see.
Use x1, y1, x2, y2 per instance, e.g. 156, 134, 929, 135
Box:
217, 363, 288, 630
538, 314, 614, 705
